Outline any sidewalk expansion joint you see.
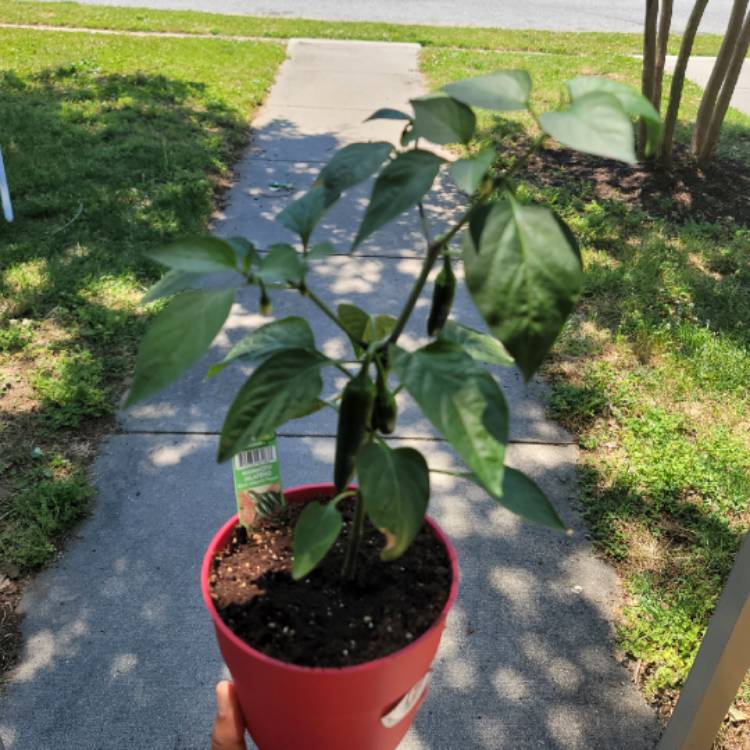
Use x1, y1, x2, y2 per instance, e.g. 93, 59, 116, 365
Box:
117, 427, 576, 447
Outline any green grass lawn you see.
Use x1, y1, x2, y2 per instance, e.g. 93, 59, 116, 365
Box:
0, 28, 284, 580
0, 0, 735, 57
423, 47, 750, 742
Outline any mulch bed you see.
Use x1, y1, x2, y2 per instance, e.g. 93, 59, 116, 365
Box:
521, 143, 750, 226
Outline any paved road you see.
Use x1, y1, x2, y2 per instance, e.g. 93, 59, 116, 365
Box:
50, 0, 734, 33
0, 38, 659, 750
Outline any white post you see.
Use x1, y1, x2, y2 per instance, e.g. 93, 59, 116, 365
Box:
658, 532, 750, 749
0, 146, 13, 222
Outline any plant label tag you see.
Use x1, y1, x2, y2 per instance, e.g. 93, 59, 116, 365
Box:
232, 435, 284, 528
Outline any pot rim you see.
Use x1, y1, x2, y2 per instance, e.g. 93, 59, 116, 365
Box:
201, 481, 460, 675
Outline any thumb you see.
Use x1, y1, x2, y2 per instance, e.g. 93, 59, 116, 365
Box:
211, 681, 247, 750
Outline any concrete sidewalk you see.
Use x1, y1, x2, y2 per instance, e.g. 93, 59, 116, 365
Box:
665, 55, 750, 116
0, 40, 659, 749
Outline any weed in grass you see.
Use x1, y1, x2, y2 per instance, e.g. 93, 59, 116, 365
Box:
30, 348, 109, 428
0, 320, 32, 352
0, 469, 92, 569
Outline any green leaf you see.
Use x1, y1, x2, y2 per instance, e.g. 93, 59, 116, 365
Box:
499, 467, 567, 530
141, 269, 203, 304
439, 321, 514, 366
539, 92, 637, 163
463, 468, 566, 531
442, 70, 531, 111
315, 142, 392, 192
145, 237, 238, 273
338, 304, 396, 356
462, 198, 582, 380
354, 150, 444, 248
365, 108, 412, 122
366, 314, 397, 342
218, 349, 327, 462
207, 317, 315, 378
393, 341, 508, 495
225, 236, 260, 272
276, 185, 339, 246
256, 244, 305, 285
410, 94, 476, 145
338, 303, 370, 356
126, 288, 234, 407
307, 241, 337, 261
566, 76, 662, 155
292, 501, 343, 579
357, 443, 430, 560
448, 147, 495, 195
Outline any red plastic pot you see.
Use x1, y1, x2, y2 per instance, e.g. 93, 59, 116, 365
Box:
201, 482, 459, 750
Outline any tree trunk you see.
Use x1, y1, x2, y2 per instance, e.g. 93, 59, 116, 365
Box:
660, 0, 710, 169
698, 10, 750, 164
640, 0, 660, 159
654, 0, 674, 112
692, 0, 749, 155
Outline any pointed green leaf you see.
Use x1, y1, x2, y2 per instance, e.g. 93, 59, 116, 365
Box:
411, 94, 476, 145
145, 237, 237, 273
354, 150, 444, 248
316, 142, 392, 192
292, 501, 343, 579
276, 185, 339, 246
256, 244, 305, 285
448, 147, 495, 195
338, 303, 370, 356
357, 443, 429, 561
126, 288, 234, 406
225, 236, 260, 272
338, 304, 396, 356
366, 314, 397, 342
566, 76, 662, 155
365, 108, 412, 122
463, 198, 582, 380
218, 349, 327, 462
539, 91, 637, 163
498, 467, 567, 530
141, 269, 204, 304
439, 321, 514, 366
462, 468, 567, 531
207, 317, 315, 378
442, 70, 531, 111
393, 341, 508, 495
307, 241, 337, 261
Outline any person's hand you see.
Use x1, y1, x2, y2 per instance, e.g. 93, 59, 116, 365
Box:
211, 681, 247, 750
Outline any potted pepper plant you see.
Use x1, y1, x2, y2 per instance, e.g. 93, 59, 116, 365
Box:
126, 70, 659, 750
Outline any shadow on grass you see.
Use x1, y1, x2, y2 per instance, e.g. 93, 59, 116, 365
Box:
0, 63, 249, 572
575, 462, 745, 696
0, 63, 247, 316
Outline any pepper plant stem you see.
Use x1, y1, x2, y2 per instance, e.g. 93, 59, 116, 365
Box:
302, 285, 365, 351
386, 209, 473, 347
342, 490, 366, 580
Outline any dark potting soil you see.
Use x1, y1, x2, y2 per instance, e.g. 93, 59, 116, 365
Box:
209, 497, 453, 668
